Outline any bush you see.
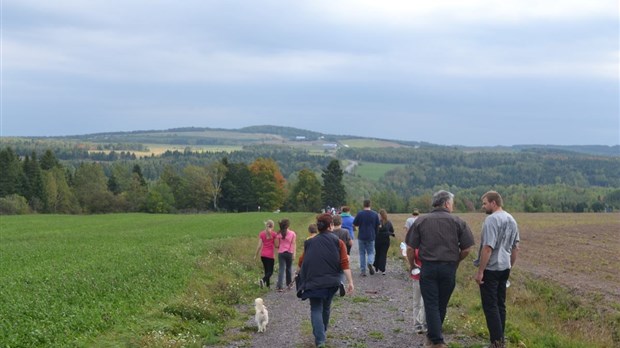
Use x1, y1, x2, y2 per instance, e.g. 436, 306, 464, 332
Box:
0, 194, 31, 215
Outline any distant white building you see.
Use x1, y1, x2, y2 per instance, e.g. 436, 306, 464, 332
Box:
322, 143, 338, 148
295, 136, 306, 140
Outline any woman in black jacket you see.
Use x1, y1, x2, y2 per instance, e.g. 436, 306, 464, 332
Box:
297, 213, 354, 347
373, 209, 395, 275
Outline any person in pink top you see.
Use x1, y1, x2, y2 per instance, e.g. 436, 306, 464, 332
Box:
274, 218, 297, 292
254, 220, 277, 289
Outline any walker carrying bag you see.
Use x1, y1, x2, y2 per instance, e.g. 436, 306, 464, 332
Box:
294, 273, 303, 298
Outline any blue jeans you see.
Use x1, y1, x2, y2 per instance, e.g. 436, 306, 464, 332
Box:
480, 269, 510, 344
277, 252, 293, 289
420, 261, 457, 345
309, 289, 337, 346
358, 239, 375, 274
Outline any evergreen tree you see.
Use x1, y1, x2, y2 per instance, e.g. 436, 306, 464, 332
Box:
21, 152, 46, 210
40, 149, 60, 170
220, 161, 256, 212
321, 159, 346, 209
0, 147, 22, 197
132, 164, 147, 187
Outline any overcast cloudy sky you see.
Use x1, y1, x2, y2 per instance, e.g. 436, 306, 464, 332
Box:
1, 1, 618, 146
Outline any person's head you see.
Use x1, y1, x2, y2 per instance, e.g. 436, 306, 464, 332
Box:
341, 206, 350, 213
316, 213, 334, 232
308, 223, 318, 234
379, 208, 388, 222
431, 190, 455, 212
412, 209, 420, 216
481, 191, 503, 214
363, 199, 371, 208
264, 220, 274, 230
332, 214, 342, 226
278, 219, 290, 238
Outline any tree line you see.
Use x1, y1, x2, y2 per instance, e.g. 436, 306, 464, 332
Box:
0, 147, 346, 215
1, 145, 618, 215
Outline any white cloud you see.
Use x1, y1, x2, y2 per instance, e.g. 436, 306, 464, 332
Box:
309, 0, 618, 26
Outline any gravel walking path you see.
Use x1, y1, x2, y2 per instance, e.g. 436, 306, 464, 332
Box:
220, 242, 478, 348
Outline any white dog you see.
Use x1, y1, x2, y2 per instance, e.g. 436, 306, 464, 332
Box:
254, 298, 269, 333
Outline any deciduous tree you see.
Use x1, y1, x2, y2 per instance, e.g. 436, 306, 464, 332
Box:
249, 158, 286, 211
288, 169, 322, 212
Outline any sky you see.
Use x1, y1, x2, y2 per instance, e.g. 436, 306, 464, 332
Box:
1, 0, 619, 146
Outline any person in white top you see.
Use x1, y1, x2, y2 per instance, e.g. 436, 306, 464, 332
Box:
403, 208, 420, 233
474, 191, 520, 348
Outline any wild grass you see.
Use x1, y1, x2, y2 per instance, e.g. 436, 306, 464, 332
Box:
447, 266, 619, 348
0, 212, 315, 347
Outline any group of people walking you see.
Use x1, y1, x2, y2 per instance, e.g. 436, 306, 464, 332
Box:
254, 218, 297, 292
254, 189, 520, 348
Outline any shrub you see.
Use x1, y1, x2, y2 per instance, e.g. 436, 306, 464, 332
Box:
0, 194, 31, 215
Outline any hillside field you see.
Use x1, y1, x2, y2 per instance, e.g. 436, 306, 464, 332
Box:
1, 212, 618, 347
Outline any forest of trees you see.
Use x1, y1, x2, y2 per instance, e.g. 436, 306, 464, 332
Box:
1, 144, 619, 215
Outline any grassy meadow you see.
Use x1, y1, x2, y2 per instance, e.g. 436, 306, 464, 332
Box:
339, 138, 408, 148
0, 213, 315, 347
2, 212, 619, 347
352, 162, 407, 181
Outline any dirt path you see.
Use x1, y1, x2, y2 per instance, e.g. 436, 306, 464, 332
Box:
221, 241, 477, 348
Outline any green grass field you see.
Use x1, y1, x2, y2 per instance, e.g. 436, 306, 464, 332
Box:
353, 162, 407, 181
339, 138, 407, 148
2, 213, 618, 347
0, 213, 315, 347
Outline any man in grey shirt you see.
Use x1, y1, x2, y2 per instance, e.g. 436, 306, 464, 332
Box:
475, 191, 520, 348
406, 190, 475, 348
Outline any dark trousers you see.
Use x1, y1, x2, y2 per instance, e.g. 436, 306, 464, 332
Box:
479, 269, 511, 343
277, 252, 294, 289
260, 256, 275, 287
373, 242, 390, 272
420, 261, 457, 344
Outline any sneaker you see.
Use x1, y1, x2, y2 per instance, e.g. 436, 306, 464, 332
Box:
382, 271, 386, 275
414, 325, 424, 334
276, 288, 284, 293
259, 279, 264, 288
360, 273, 367, 277
368, 264, 375, 275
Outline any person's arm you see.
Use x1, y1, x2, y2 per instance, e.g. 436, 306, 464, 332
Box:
274, 235, 280, 250
388, 221, 395, 236
459, 245, 473, 264
511, 243, 519, 267
338, 240, 355, 294
255, 237, 263, 260
291, 233, 297, 259
475, 245, 492, 284
406, 246, 418, 272
297, 252, 304, 269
